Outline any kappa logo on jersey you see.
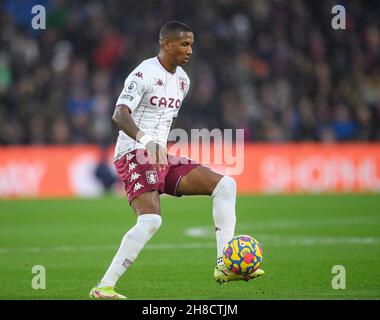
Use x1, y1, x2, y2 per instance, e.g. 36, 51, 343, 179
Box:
134, 72, 143, 79
146, 170, 159, 184
149, 96, 181, 109
178, 77, 187, 92
128, 162, 138, 172
155, 79, 164, 86
125, 153, 135, 161
133, 182, 144, 192
130, 172, 141, 181
125, 81, 138, 93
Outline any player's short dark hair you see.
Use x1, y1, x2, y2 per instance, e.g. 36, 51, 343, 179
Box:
159, 21, 192, 43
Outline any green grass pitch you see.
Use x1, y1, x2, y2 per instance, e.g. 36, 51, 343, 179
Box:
0, 194, 380, 300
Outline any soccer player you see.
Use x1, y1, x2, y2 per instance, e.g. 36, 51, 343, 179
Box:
90, 21, 264, 299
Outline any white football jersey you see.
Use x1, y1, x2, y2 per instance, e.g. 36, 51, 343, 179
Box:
114, 57, 190, 159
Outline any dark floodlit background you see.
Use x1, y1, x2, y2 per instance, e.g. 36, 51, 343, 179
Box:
1, 0, 379, 146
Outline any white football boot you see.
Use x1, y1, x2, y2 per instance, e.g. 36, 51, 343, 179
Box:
89, 286, 127, 299
214, 256, 265, 284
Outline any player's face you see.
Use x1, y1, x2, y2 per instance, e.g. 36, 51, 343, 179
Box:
170, 32, 194, 66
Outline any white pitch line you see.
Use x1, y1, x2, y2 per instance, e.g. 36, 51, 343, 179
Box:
1, 235, 380, 255
0, 242, 216, 254
185, 218, 380, 238
185, 224, 380, 246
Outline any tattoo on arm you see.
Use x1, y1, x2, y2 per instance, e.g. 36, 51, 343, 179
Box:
112, 105, 144, 141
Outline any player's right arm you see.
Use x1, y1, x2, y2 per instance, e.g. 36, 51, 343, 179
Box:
112, 105, 143, 142
112, 71, 167, 169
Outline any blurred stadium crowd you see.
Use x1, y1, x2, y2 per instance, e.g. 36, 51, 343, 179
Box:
0, 0, 379, 145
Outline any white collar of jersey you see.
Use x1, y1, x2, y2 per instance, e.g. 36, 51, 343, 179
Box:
155, 56, 177, 75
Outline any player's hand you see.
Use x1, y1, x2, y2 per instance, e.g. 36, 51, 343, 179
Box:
137, 133, 168, 170
145, 140, 168, 171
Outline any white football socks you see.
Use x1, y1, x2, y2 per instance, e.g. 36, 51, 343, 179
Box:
211, 176, 237, 258
98, 213, 162, 288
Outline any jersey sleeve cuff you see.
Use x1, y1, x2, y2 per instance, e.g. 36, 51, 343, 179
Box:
116, 104, 132, 113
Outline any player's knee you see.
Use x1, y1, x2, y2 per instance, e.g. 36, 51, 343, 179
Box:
131, 191, 161, 216
222, 175, 237, 198
138, 213, 162, 234
212, 175, 236, 199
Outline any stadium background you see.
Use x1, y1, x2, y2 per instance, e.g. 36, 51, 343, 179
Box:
0, 0, 380, 300
1, 0, 380, 197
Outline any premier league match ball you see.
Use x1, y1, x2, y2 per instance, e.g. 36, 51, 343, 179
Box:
223, 235, 263, 275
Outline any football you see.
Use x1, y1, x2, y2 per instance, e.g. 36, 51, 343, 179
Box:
223, 235, 263, 275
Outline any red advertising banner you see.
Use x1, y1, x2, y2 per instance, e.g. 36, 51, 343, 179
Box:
238, 144, 380, 194
0, 146, 104, 198
0, 144, 379, 198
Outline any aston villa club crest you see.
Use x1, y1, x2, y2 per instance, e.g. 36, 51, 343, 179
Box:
178, 77, 187, 93
146, 170, 159, 184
